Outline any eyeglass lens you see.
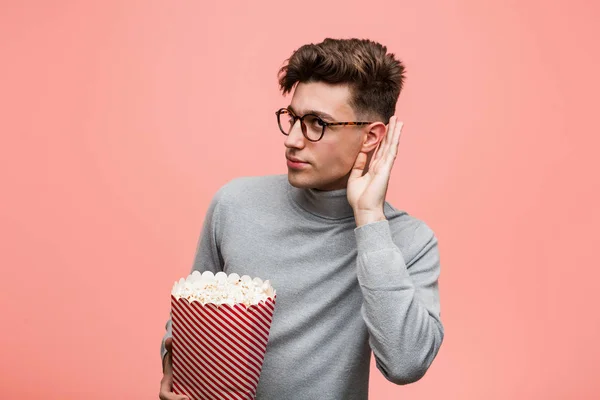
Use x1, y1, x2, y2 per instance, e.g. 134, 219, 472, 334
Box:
277, 109, 324, 141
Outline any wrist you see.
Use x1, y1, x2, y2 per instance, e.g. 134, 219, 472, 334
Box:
354, 211, 386, 227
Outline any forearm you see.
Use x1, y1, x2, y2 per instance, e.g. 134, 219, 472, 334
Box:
354, 220, 444, 384
359, 270, 444, 384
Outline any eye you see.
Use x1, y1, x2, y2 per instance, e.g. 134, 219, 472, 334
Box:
306, 115, 325, 128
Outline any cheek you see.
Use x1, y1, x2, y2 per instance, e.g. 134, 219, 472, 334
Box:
315, 141, 356, 171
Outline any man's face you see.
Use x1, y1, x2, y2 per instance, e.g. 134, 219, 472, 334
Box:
284, 81, 367, 191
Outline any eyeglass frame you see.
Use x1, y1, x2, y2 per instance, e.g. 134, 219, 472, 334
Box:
275, 107, 373, 142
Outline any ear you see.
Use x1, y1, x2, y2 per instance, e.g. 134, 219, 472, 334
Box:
360, 122, 387, 154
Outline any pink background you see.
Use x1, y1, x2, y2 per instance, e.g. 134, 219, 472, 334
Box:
1, 1, 599, 399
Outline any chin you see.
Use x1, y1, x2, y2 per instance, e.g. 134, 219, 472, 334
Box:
287, 170, 348, 191
287, 171, 312, 189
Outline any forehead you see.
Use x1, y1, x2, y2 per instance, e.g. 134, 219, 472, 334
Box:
290, 81, 355, 118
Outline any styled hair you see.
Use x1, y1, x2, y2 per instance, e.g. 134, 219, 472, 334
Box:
277, 38, 406, 122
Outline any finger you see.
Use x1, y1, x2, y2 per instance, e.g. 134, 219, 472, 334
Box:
160, 374, 189, 400
378, 120, 392, 157
383, 121, 403, 168
391, 121, 403, 157
395, 121, 404, 147
165, 337, 173, 352
160, 370, 172, 393
373, 116, 395, 168
159, 388, 189, 400
166, 394, 189, 400
382, 116, 397, 158
349, 151, 368, 181
163, 352, 173, 375
369, 141, 382, 170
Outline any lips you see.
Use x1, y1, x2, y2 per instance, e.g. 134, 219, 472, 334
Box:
286, 156, 308, 163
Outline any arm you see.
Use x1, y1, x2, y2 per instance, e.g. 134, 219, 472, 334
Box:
354, 219, 444, 385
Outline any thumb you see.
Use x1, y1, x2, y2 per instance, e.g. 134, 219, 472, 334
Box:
349, 152, 368, 181
165, 337, 173, 352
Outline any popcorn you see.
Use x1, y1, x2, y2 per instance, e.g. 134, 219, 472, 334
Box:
171, 270, 276, 307
170, 270, 277, 400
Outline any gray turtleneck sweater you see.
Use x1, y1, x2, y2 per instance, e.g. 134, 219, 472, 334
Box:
161, 174, 444, 399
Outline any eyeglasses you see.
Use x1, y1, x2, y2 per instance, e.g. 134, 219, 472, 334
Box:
275, 107, 373, 142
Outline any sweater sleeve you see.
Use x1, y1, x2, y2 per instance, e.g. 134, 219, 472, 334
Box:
353, 219, 444, 385
160, 188, 226, 364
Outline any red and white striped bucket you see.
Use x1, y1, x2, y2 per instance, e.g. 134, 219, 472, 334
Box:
171, 294, 276, 400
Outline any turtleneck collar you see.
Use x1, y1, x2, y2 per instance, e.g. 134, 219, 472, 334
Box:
286, 178, 355, 220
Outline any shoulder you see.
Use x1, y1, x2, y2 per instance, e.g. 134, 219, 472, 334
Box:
212, 173, 288, 208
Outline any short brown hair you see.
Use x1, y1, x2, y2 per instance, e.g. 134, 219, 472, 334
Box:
277, 38, 406, 122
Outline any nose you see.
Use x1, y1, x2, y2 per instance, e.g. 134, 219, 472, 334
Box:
284, 119, 306, 149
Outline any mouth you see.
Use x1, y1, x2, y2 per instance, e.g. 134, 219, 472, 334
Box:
286, 153, 309, 162
286, 156, 310, 169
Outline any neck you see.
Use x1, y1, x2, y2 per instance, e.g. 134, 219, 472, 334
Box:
287, 179, 354, 220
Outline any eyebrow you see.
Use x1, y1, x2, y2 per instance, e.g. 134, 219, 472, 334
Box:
287, 105, 335, 121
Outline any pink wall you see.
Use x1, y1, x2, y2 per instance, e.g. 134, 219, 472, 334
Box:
1, 1, 599, 399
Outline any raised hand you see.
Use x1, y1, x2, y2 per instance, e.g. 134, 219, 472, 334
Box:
347, 116, 403, 227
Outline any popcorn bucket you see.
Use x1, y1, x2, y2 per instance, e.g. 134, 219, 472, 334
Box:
171, 293, 276, 400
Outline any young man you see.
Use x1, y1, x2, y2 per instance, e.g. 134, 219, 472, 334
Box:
159, 38, 444, 400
